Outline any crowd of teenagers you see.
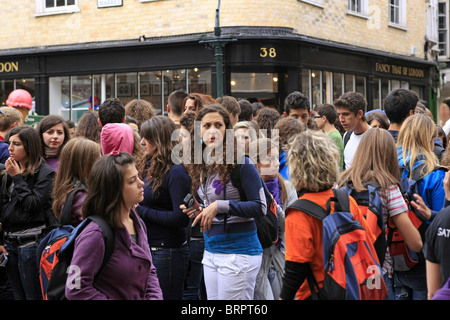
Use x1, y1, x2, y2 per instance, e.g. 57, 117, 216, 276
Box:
0, 86, 449, 301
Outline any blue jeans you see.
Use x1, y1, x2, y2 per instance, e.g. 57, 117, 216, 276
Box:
383, 273, 396, 300
393, 265, 427, 300
151, 243, 189, 300
4, 238, 42, 300
183, 239, 206, 300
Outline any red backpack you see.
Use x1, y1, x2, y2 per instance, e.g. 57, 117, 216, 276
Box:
288, 189, 387, 300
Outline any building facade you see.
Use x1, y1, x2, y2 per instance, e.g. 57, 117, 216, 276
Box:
0, 0, 441, 123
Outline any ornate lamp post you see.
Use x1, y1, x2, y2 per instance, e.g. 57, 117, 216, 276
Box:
200, 0, 236, 98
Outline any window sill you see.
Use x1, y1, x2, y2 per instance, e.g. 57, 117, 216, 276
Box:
346, 11, 369, 20
298, 0, 324, 9
35, 8, 80, 17
388, 22, 408, 31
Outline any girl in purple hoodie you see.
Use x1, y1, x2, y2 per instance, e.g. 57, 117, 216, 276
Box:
65, 152, 162, 300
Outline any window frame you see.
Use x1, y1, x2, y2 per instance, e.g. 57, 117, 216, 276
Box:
438, 1, 448, 57
347, 0, 369, 18
35, 0, 80, 17
299, 0, 324, 9
388, 0, 407, 30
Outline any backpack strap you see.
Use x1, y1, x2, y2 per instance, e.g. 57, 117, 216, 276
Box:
287, 198, 329, 221
58, 189, 82, 226
329, 188, 351, 213
343, 130, 353, 148
85, 215, 115, 273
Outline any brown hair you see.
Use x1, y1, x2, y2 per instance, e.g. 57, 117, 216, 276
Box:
125, 99, 155, 129
255, 107, 280, 139
82, 152, 136, 228
139, 116, 178, 193
182, 93, 216, 113
52, 137, 101, 220
6, 126, 43, 177
185, 104, 236, 194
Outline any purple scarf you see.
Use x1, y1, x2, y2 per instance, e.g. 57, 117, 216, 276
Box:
265, 177, 283, 209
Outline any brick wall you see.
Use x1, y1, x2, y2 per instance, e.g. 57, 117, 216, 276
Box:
0, 0, 427, 58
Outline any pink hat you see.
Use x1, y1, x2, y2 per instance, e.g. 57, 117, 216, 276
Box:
101, 123, 134, 155
6, 89, 32, 110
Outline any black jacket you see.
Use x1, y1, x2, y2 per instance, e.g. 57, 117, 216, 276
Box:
0, 162, 55, 236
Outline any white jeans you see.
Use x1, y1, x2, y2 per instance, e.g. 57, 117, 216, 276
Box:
202, 251, 262, 300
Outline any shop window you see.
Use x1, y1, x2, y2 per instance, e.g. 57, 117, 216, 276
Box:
410, 85, 423, 100
116, 72, 138, 107
380, 78, 389, 109
333, 73, 344, 102
355, 75, 366, 97
0, 78, 35, 109
0, 80, 16, 107
93, 74, 115, 108
372, 77, 381, 110
344, 74, 354, 93
230, 72, 276, 96
36, 0, 79, 16
311, 70, 321, 107
301, 69, 311, 104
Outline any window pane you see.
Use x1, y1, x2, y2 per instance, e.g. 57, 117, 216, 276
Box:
138, 71, 161, 114
16, 78, 36, 112
333, 73, 344, 101
301, 69, 311, 103
230, 72, 277, 94
46, 0, 54, 8
311, 70, 321, 107
410, 85, 423, 100
381, 78, 389, 110
188, 68, 211, 96
92, 74, 114, 110
372, 77, 380, 110
67, 0, 75, 5
116, 72, 138, 107
345, 74, 354, 93
49, 76, 69, 118
56, 0, 65, 7
0, 80, 15, 107
70, 75, 93, 123
355, 76, 365, 97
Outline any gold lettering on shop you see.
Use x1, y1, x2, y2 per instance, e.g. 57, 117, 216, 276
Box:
375, 62, 424, 78
0, 61, 19, 73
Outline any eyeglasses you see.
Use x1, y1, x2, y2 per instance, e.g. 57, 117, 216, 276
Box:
313, 115, 322, 119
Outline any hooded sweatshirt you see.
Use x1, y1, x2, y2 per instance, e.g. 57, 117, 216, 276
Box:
101, 123, 134, 155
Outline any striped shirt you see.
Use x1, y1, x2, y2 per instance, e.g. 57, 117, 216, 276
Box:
378, 185, 408, 278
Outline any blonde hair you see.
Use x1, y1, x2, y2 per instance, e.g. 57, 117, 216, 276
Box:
338, 128, 399, 191
397, 113, 439, 178
288, 130, 339, 192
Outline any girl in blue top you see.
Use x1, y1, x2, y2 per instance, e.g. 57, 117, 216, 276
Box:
183, 104, 267, 300
396, 113, 446, 300
137, 116, 191, 300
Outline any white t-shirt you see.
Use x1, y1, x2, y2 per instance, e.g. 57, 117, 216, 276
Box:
343, 131, 366, 169
443, 118, 450, 136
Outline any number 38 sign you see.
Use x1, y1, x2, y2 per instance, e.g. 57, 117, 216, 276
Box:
260, 47, 277, 58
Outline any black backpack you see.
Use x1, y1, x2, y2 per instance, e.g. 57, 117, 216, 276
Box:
230, 158, 278, 249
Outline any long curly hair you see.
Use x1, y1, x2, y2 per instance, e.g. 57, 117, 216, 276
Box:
185, 104, 237, 195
